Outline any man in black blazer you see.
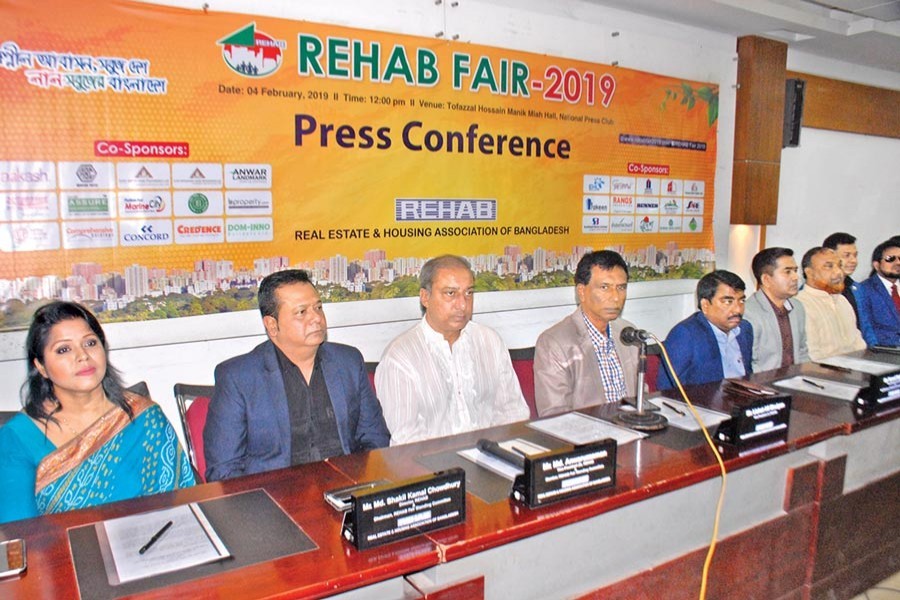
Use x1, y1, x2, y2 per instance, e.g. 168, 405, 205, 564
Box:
204, 270, 390, 481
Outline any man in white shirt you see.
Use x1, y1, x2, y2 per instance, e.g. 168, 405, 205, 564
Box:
795, 247, 866, 361
375, 255, 529, 444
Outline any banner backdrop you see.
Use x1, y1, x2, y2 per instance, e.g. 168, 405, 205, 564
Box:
0, 0, 718, 329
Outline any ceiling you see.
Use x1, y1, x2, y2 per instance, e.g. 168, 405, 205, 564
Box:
582, 0, 900, 73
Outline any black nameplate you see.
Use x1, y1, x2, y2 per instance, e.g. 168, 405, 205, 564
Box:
716, 393, 791, 447
511, 439, 617, 508
855, 370, 900, 412
341, 468, 465, 551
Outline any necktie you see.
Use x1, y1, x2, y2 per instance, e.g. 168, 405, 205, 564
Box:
892, 283, 900, 314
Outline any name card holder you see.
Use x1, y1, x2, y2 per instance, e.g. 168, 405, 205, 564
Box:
511, 439, 617, 509
854, 370, 900, 413
715, 393, 792, 448
341, 468, 466, 551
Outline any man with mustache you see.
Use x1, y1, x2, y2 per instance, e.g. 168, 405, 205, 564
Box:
533, 250, 640, 416
743, 247, 809, 371
822, 232, 861, 325
205, 269, 390, 481
657, 270, 754, 389
856, 239, 900, 347
376, 255, 528, 444
795, 247, 866, 361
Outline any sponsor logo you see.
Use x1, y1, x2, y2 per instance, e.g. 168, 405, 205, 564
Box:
175, 218, 225, 244
684, 199, 703, 214
188, 193, 209, 214
660, 217, 682, 232
225, 190, 271, 215
684, 180, 705, 197
684, 217, 704, 233
582, 215, 609, 234
120, 220, 173, 246
1, 222, 60, 251
67, 195, 109, 212
172, 163, 223, 187
226, 217, 273, 242
635, 200, 659, 213
610, 216, 634, 233
218, 23, 285, 78
610, 177, 635, 194
0, 162, 56, 190
3, 192, 57, 221
117, 162, 170, 188
583, 175, 609, 193
225, 163, 272, 188
395, 199, 496, 221
583, 195, 609, 213
75, 164, 97, 184
63, 221, 117, 249
638, 216, 657, 232
124, 195, 166, 213
610, 195, 634, 214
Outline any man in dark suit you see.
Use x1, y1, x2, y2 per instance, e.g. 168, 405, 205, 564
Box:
204, 270, 390, 481
657, 270, 753, 390
857, 239, 900, 347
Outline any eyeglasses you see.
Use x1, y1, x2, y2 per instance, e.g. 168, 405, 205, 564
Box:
883, 255, 900, 263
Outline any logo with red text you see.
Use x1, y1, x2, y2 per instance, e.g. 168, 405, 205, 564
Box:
218, 23, 285, 77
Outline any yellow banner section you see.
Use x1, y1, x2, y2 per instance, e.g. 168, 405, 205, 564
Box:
0, 0, 717, 326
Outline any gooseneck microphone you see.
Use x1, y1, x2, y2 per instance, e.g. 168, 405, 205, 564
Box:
620, 327, 652, 345
613, 326, 668, 431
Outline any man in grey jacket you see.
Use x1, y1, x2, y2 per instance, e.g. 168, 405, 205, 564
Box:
743, 247, 809, 372
534, 250, 639, 416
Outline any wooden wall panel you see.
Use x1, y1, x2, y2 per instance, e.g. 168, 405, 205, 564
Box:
787, 71, 900, 139
731, 36, 788, 225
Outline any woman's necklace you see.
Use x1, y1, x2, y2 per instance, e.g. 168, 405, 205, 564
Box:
54, 413, 83, 437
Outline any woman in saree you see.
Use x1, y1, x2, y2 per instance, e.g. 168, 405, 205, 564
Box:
0, 301, 194, 524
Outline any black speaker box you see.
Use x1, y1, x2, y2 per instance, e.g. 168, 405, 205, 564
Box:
783, 78, 805, 148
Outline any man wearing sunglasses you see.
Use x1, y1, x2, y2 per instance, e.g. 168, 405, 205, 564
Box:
856, 239, 900, 347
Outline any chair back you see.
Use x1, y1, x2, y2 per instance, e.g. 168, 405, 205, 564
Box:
0, 411, 16, 428
509, 347, 537, 419
365, 361, 378, 395
174, 383, 215, 483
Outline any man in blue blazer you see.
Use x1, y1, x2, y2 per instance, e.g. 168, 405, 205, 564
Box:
204, 270, 390, 481
658, 270, 754, 390
857, 239, 900, 347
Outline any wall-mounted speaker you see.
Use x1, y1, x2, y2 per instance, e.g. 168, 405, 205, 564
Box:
783, 78, 805, 148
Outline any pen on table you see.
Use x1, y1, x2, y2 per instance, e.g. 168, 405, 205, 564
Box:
662, 401, 686, 416
138, 520, 173, 555
801, 378, 826, 390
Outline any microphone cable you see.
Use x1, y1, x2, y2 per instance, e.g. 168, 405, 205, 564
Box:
653, 334, 727, 600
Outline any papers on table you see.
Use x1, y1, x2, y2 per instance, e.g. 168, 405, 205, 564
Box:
458, 438, 549, 481
640, 400, 730, 432
818, 355, 899, 376
528, 412, 646, 446
97, 503, 230, 585
773, 375, 863, 401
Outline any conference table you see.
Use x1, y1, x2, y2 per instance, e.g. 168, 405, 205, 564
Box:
1, 351, 898, 599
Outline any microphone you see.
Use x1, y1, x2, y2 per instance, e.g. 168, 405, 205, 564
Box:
620, 327, 652, 345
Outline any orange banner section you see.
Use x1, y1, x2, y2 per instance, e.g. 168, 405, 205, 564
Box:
0, 0, 717, 327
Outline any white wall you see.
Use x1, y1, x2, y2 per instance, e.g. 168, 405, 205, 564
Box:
1, 0, 897, 444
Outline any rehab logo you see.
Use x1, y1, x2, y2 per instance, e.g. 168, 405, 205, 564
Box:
218, 23, 285, 78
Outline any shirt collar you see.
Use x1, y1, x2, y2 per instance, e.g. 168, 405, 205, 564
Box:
420, 315, 469, 347
580, 310, 611, 339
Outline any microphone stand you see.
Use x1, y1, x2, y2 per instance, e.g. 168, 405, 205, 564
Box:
613, 338, 668, 431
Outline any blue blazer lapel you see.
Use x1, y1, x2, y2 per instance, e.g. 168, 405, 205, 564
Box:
261, 341, 292, 454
